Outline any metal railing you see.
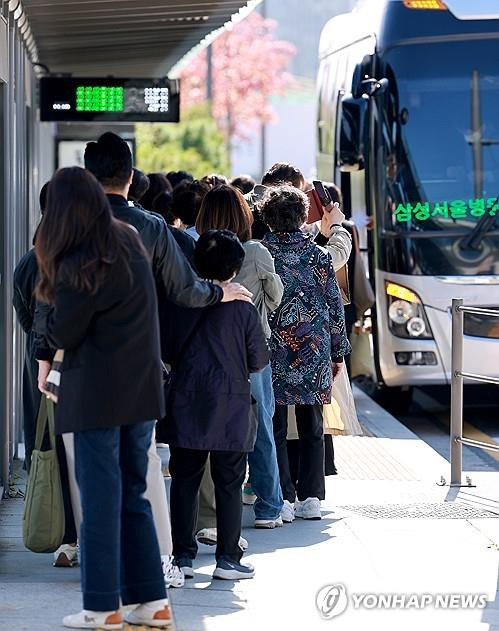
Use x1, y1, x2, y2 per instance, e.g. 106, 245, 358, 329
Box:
450, 298, 499, 486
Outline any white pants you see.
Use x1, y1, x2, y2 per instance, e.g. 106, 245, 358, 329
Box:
62, 426, 172, 556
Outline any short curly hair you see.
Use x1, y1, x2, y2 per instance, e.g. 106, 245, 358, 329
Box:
260, 185, 309, 232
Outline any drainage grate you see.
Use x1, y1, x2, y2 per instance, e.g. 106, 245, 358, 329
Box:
338, 502, 499, 519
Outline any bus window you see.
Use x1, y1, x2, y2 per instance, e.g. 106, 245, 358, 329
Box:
319, 54, 339, 156
386, 40, 499, 232
377, 39, 499, 276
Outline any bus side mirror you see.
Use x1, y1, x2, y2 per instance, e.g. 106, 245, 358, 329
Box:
338, 94, 368, 172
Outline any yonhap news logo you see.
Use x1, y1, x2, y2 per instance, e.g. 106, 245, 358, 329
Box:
315, 584, 487, 619
316, 584, 349, 619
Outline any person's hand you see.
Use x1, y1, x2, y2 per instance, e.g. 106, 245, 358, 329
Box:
320, 202, 345, 238
221, 283, 253, 303
37, 360, 51, 394
332, 361, 343, 381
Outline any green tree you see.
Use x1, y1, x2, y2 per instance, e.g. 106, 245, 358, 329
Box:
135, 104, 229, 178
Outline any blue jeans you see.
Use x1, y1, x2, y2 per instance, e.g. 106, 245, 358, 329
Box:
74, 421, 166, 611
249, 363, 283, 520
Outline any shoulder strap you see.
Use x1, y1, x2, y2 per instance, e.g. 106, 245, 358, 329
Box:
34, 397, 56, 451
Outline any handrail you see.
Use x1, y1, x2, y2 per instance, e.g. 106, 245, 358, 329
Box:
450, 299, 499, 486
458, 306, 499, 317
456, 436, 499, 453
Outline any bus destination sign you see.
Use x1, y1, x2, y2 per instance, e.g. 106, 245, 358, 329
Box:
394, 198, 499, 222
40, 77, 180, 122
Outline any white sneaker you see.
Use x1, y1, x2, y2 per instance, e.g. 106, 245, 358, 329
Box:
161, 555, 185, 588
295, 497, 322, 520
54, 544, 78, 567
124, 600, 172, 628
281, 500, 295, 523
196, 528, 249, 551
63, 610, 122, 629
196, 527, 217, 546
254, 517, 283, 529
242, 485, 257, 505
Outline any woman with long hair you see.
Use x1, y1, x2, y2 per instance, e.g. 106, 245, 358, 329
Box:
35, 167, 170, 629
195, 185, 284, 530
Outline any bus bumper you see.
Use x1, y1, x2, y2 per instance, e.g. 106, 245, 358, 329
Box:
374, 271, 499, 387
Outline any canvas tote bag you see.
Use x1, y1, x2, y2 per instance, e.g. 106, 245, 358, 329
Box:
22, 396, 65, 553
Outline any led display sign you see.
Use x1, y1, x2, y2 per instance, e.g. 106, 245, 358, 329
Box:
394, 198, 499, 222
40, 77, 180, 122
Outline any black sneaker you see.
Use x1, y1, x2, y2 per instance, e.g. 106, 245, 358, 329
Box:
173, 556, 194, 579
213, 558, 255, 580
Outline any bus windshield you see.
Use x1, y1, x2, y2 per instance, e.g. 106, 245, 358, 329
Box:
384, 39, 499, 236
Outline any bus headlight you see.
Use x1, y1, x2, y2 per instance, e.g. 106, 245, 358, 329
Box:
385, 282, 433, 339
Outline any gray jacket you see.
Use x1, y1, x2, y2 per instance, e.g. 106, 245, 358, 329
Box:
234, 240, 283, 338
323, 226, 352, 272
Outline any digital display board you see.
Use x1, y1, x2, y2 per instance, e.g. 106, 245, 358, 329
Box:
40, 77, 180, 122
394, 198, 499, 222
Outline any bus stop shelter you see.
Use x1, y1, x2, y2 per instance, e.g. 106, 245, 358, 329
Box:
0, 0, 260, 493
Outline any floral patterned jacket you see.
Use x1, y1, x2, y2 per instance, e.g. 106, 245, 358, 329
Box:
263, 231, 351, 405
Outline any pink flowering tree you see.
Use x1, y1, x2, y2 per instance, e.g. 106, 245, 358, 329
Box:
179, 12, 296, 165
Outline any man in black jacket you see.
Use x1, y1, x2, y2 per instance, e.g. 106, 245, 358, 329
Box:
84, 132, 250, 309
37, 134, 251, 387
79, 132, 250, 587
34, 133, 252, 589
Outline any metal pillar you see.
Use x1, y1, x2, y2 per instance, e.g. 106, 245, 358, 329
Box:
450, 298, 464, 486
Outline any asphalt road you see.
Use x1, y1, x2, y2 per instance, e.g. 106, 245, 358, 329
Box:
390, 385, 499, 473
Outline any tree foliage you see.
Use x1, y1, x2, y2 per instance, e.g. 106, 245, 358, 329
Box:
179, 12, 296, 141
135, 104, 229, 178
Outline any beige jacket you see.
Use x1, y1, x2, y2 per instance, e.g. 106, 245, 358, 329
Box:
234, 240, 283, 338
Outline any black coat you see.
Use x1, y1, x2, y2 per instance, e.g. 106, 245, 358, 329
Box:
34, 196, 214, 361
168, 225, 196, 270
13, 249, 38, 334
106, 195, 220, 308
162, 301, 270, 452
13, 249, 42, 466
39, 238, 164, 435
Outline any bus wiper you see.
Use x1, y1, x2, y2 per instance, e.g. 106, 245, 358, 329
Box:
460, 70, 499, 251
459, 205, 498, 251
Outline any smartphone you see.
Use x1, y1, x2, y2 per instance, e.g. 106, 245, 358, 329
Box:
313, 180, 332, 207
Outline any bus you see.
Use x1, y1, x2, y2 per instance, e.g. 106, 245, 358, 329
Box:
317, 0, 499, 403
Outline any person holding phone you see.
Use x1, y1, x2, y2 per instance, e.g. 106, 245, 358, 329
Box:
251, 163, 352, 270
306, 180, 352, 272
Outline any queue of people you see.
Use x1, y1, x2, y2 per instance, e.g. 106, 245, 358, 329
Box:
13, 132, 365, 630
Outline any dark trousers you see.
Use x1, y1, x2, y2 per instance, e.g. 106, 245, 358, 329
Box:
169, 447, 246, 563
23, 335, 41, 471
74, 421, 165, 611
273, 404, 325, 503
288, 434, 336, 481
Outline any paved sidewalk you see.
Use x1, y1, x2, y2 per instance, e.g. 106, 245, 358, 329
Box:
2, 388, 499, 631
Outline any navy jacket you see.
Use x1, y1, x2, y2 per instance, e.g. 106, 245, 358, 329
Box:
163, 301, 269, 452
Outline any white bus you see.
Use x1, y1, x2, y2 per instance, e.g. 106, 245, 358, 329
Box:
317, 0, 499, 404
